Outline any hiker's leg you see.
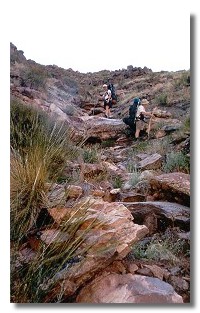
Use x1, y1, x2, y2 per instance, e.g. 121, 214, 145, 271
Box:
108, 102, 112, 118
106, 105, 110, 117
135, 121, 142, 138
105, 105, 109, 117
135, 121, 146, 138
104, 101, 108, 117
135, 129, 140, 138
146, 123, 151, 137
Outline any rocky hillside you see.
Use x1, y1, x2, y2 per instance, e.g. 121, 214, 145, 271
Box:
10, 43, 190, 303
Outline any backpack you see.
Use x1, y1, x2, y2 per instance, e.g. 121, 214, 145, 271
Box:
122, 98, 140, 133
107, 83, 117, 104
129, 97, 140, 121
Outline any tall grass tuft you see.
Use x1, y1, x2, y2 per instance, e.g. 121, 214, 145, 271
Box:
10, 100, 78, 240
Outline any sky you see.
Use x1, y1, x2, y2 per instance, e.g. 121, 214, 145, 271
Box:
1, 0, 200, 312
5, 0, 193, 73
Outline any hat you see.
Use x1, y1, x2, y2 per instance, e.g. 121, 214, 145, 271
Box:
141, 99, 149, 105
103, 84, 107, 88
133, 97, 140, 104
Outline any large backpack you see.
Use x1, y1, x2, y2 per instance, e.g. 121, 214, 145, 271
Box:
129, 97, 140, 121
107, 83, 117, 104
123, 97, 140, 132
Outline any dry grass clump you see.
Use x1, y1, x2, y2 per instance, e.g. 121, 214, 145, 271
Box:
10, 100, 77, 241
10, 100, 103, 302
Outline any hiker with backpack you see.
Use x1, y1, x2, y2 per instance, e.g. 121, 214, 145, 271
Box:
123, 97, 140, 135
102, 84, 112, 118
107, 83, 117, 105
123, 97, 154, 140
134, 98, 154, 140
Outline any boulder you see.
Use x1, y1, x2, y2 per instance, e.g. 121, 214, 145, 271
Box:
149, 172, 190, 206
77, 116, 127, 141
124, 201, 190, 233
39, 197, 148, 300
76, 273, 183, 303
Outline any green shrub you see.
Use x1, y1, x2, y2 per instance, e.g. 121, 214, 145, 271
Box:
111, 175, 123, 188
155, 93, 168, 106
147, 137, 173, 155
129, 230, 189, 265
129, 170, 141, 187
11, 99, 49, 154
174, 71, 190, 89
82, 145, 100, 163
163, 151, 190, 173
22, 65, 49, 90
126, 162, 137, 173
134, 140, 150, 152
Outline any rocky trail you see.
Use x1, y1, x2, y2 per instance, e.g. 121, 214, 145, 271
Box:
10, 43, 190, 303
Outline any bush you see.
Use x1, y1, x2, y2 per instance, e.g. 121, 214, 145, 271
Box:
147, 137, 173, 155
155, 93, 168, 106
162, 151, 190, 173
133, 140, 150, 153
111, 175, 123, 188
129, 170, 141, 187
129, 229, 189, 265
82, 145, 100, 163
11, 99, 49, 154
22, 64, 49, 90
174, 71, 190, 89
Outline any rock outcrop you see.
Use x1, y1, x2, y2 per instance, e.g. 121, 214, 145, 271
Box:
37, 197, 149, 301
